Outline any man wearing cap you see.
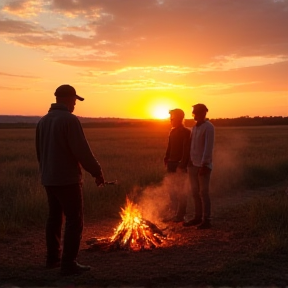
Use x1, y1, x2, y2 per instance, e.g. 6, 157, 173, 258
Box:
36, 84, 105, 275
183, 103, 214, 229
164, 108, 191, 222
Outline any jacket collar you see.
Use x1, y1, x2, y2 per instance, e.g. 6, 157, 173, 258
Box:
49, 103, 69, 112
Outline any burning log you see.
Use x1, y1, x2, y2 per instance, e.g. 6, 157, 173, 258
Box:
86, 198, 169, 251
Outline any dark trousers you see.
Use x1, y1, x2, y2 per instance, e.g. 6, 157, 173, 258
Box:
45, 183, 83, 265
167, 161, 187, 219
186, 165, 211, 221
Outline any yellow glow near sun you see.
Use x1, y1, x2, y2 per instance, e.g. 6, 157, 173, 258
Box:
143, 92, 181, 119
152, 105, 170, 119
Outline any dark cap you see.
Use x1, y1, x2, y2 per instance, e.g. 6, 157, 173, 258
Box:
169, 108, 185, 119
54, 84, 84, 101
192, 103, 208, 113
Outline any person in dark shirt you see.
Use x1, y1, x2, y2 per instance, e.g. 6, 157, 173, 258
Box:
164, 109, 191, 222
36, 84, 105, 275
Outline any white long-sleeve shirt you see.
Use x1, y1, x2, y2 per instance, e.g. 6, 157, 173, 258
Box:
190, 120, 214, 169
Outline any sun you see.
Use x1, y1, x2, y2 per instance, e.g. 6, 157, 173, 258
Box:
145, 94, 180, 119
151, 105, 170, 119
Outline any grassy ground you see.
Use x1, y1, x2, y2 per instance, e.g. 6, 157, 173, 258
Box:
0, 125, 288, 286
0, 125, 288, 230
0, 184, 287, 287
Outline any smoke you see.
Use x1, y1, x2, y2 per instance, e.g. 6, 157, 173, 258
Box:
126, 129, 249, 224
135, 173, 190, 224
211, 129, 248, 195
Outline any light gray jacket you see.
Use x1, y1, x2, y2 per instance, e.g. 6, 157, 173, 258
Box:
190, 120, 214, 169
36, 103, 102, 186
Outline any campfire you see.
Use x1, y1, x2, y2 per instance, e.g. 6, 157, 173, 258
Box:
86, 198, 169, 251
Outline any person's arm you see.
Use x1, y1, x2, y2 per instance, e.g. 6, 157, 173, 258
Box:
35, 122, 41, 163
67, 117, 104, 182
201, 124, 214, 168
164, 132, 171, 166
178, 128, 191, 170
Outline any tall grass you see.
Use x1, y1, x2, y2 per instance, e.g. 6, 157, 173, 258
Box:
245, 190, 288, 253
0, 125, 287, 234
211, 126, 288, 192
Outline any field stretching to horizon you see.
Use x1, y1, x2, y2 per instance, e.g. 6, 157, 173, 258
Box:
0, 124, 287, 234
1, 124, 288, 287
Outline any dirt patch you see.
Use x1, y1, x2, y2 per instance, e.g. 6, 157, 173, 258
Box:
1, 185, 287, 287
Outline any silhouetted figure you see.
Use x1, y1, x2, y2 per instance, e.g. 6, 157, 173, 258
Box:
183, 103, 215, 229
36, 84, 105, 275
164, 109, 191, 222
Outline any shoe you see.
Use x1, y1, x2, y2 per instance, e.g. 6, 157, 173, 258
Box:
182, 218, 202, 227
46, 260, 61, 269
196, 221, 211, 230
61, 262, 91, 276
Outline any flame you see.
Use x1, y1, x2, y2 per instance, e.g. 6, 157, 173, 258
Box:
86, 197, 168, 251
109, 198, 165, 251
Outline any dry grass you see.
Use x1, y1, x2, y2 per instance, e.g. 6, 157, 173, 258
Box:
0, 125, 287, 232
0, 125, 288, 286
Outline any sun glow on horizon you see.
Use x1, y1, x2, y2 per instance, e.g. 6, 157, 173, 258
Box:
151, 105, 170, 119
147, 95, 181, 119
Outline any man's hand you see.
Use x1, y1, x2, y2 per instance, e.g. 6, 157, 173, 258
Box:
95, 174, 105, 187
199, 166, 211, 176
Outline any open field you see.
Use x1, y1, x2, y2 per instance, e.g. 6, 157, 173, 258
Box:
0, 125, 288, 286
1, 125, 287, 228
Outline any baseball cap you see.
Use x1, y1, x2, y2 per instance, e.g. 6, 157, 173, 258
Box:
54, 84, 84, 101
169, 108, 185, 119
192, 103, 208, 112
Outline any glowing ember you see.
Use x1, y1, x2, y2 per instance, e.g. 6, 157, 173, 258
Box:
86, 198, 167, 251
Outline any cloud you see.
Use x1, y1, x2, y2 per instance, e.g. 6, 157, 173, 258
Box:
201, 55, 288, 72
2, 0, 43, 18
0, 85, 25, 90
10, 33, 92, 48
49, 0, 288, 65
79, 66, 195, 77
0, 71, 39, 78
77, 77, 190, 91
0, 18, 42, 34
175, 60, 288, 94
1, 0, 287, 66
0, 0, 287, 98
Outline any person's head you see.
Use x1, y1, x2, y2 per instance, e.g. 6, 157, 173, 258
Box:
192, 103, 208, 122
54, 84, 84, 113
169, 108, 185, 128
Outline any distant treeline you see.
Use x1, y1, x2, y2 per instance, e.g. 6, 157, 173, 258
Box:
207, 116, 288, 127
0, 116, 287, 129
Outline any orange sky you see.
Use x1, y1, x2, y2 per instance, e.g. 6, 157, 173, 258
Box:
0, 0, 287, 119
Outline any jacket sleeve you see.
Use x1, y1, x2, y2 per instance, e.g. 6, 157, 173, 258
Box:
67, 117, 103, 177
164, 131, 171, 161
201, 124, 214, 167
179, 128, 191, 169
35, 122, 41, 163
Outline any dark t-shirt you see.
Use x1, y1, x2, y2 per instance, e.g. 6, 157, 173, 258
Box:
165, 125, 191, 168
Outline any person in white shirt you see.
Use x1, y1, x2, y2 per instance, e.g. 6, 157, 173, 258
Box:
183, 104, 215, 229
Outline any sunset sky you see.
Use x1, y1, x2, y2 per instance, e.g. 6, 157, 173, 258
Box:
0, 0, 287, 119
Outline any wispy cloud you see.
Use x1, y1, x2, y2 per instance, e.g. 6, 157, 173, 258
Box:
0, 0, 287, 100
1, 0, 287, 67
0, 71, 39, 78
86, 78, 192, 91
0, 85, 25, 90
2, 0, 44, 18
0, 18, 43, 34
